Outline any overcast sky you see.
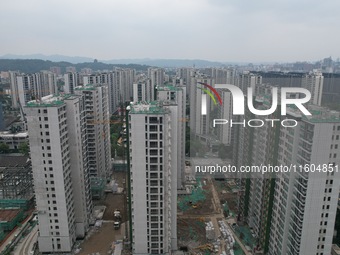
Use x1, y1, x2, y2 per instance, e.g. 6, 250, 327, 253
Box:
1, 0, 340, 62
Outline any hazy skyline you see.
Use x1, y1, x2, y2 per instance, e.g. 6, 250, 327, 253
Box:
1, 0, 340, 62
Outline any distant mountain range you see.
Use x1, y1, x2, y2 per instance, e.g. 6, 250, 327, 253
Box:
103, 58, 227, 67
0, 54, 236, 68
0, 59, 151, 73
0, 54, 94, 64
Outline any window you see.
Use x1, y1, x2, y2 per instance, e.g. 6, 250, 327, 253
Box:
150, 134, 158, 140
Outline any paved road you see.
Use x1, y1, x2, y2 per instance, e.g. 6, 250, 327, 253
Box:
0, 215, 32, 254
15, 225, 38, 255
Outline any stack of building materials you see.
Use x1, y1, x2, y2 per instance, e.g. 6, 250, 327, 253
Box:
205, 221, 215, 240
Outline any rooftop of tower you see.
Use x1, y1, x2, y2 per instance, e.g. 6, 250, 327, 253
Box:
26, 94, 77, 107
156, 83, 182, 91
287, 105, 340, 123
75, 84, 96, 91
129, 101, 169, 114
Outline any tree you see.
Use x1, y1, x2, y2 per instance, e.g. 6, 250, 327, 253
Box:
19, 142, 30, 156
0, 143, 9, 154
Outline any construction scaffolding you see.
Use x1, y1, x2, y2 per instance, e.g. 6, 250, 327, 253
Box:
0, 209, 24, 231
113, 159, 127, 172
0, 226, 5, 242
0, 199, 33, 210
90, 177, 106, 199
0, 155, 34, 200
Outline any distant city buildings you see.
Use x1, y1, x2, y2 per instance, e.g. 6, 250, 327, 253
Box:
236, 71, 262, 94
74, 84, 111, 179
0, 103, 5, 131
76, 68, 136, 114
64, 72, 80, 94
49, 66, 61, 76
189, 76, 215, 139
65, 66, 76, 73
301, 71, 324, 106
133, 79, 154, 102
148, 67, 165, 89
9, 71, 57, 108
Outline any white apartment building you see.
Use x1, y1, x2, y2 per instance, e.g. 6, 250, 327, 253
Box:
216, 90, 233, 145
202, 68, 236, 85
148, 67, 165, 89
129, 101, 177, 255
25, 94, 92, 253
64, 72, 80, 94
237, 71, 262, 94
80, 69, 135, 114
133, 79, 154, 102
301, 71, 324, 106
176, 67, 195, 96
9, 71, 57, 108
114, 68, 136, 110
156, 84, 186, 188
189, 77, 215, 139
269, 106, 340, 255
75, 84, 111, 179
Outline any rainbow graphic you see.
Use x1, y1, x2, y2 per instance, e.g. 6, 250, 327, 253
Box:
197, 82, 223, 106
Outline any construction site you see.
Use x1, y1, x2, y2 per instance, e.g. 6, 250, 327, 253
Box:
177, 169, 253, 255
75, 171, 128, 255
0, 155, 35, 248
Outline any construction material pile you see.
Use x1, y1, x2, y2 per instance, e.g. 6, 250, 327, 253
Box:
205, 221, 215, 240
218, 220, 235, 255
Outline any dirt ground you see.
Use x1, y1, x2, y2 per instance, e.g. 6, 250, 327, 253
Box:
179, 179, 215, 215
213, 179, 239, 213
177, 218, 208, 249
93, 171, 128, 222
78, 222, 125, 255
78, 171, 128, 255
101, 193, 127, 222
